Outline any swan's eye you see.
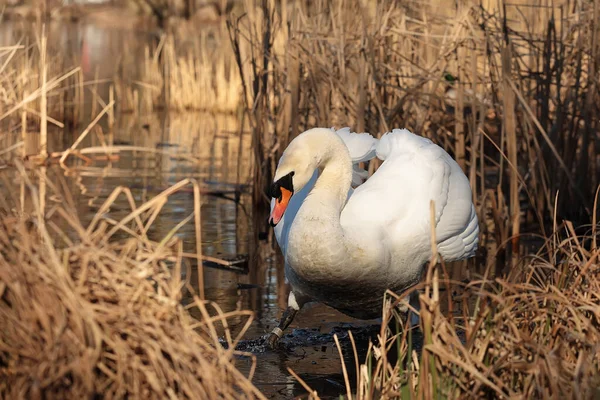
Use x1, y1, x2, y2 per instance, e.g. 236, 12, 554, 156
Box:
278, 171, 295, 192
270, 171, 295, 201
269, 182, 282, 201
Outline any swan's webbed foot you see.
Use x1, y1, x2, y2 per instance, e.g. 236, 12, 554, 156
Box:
266, 306, 298, 350
267, 328, 283, 349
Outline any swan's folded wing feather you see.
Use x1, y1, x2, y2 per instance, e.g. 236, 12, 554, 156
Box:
341, 129, 478, 262
436, 204, 479, 261
333, 127, 378, 163
343, 129, 450, 228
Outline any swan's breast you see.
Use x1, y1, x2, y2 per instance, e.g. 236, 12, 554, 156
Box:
285, 218, 349, 279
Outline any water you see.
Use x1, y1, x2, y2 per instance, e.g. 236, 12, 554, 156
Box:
2, 107, 381, 398
76, 118, 384, 399
0, 17, 449, 399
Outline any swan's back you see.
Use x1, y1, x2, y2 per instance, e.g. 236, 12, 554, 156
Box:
341, 129, 479, 269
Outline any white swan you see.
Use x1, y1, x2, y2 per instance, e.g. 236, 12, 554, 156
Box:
267, 127, 479, 347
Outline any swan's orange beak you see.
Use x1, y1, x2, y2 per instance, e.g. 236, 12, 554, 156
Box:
269, 187, 293, 227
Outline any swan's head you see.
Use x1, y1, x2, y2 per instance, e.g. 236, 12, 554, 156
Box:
268, 128, 329, 226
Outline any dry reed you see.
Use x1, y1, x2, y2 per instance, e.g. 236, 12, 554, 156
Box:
0, 163, 264, 399
316, 214, 600, 399
0, 30, 84, 157
224, 0, 600, 397
136, 26, 242, 114
227, 0, 599, 265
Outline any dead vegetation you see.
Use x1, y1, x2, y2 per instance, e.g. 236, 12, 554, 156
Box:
0, 0, 599, 398
0, 165, 263, 399
137, 31, 242, 114
321, 216, 600, 399
227, 0, 600, 260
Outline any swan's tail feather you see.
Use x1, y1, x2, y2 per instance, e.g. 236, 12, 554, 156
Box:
375, 128, 433, 161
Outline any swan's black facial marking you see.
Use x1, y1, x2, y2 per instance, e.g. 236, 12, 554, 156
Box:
269, 171, 295, 227
270, 171, 295, 201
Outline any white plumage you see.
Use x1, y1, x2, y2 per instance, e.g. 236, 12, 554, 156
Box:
270, 127, 479, 325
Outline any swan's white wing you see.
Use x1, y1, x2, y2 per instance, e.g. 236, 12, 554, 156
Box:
335, 127, 378, 186
341, 128, 478, 263
273, 128, 378, 255
334, 127, 377, 162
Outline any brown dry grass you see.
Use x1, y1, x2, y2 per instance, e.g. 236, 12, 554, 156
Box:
227, 0, 599, 259
347, 219, 600, 399
224, 0, 600, 397
290, 208, 600, 399
0, 164, 264, 399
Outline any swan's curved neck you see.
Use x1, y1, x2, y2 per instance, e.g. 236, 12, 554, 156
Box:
313, 146, 353, 211
286, 133, 354, 274
304, 131, 353, 216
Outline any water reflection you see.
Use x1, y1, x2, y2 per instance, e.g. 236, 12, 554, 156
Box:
5, 109, 378, 398
0, 18, 379, 399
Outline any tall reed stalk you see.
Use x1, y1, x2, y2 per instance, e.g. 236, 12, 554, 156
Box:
228, 0, 599, 265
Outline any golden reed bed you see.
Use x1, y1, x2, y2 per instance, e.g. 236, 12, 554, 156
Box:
1, 0, 599, 397
1, 164, 598, 399
0, 165, 264, 399
345, 219, 600, 399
